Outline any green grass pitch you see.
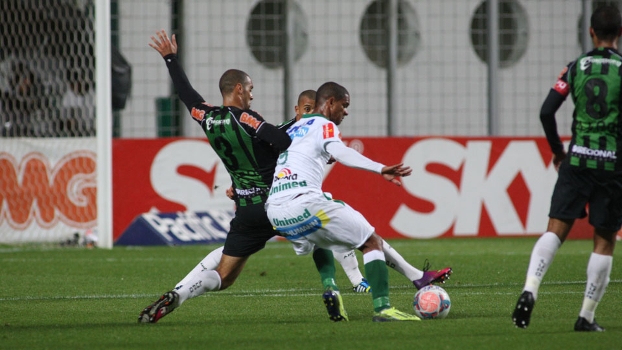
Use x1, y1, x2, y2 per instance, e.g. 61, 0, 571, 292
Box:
1, 238, 620, 349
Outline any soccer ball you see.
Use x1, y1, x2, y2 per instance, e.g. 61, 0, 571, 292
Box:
413, 285, 451, 319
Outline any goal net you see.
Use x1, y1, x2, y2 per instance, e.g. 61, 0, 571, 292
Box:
0, 0, 106, 246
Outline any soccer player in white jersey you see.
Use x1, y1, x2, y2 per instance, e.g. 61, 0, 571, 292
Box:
266, 82, 422, 322
291, 91, 452, 293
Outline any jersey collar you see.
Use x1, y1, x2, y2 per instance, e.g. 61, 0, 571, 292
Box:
301, 113, 328, 120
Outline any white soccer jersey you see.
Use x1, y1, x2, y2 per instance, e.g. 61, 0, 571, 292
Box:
266, 114, 390, 255
265, 114, 386, 253
266, 114, 338, 203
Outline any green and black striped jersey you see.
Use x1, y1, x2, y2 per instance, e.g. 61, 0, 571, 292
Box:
164, 54, 291, 206
198, 106, 287, 206
555, 48, 622, 171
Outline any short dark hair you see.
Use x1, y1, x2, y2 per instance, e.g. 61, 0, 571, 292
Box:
591, 5, 621, 42
297, 89, 316, 104
219, 69, 250, 94
315, 82, 349, 105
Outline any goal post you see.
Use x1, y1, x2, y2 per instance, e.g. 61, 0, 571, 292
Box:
96, 0, 113, 249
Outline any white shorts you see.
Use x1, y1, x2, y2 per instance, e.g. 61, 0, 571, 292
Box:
265, 192, 375, 255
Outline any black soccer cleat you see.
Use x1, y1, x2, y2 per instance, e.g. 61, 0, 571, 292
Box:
512, 291, 535, 329
574, 317, 605, 332
138, 291, 179, 323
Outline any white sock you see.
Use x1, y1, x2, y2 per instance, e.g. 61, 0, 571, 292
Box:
579, 253, 612, 323
363, 249, 385, 264
334, 250, 365, 286
523, 232, 561, 299
382, 240, 422, 281
174, 270, 222, 306
176, 246, 224, 287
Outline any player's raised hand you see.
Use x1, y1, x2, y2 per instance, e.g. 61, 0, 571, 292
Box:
149, 29, 178, 57
380, 163, 412, 186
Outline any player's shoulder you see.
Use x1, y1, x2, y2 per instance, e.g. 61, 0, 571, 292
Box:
302, 114, 331, 125
552, 60, 575, 83
610, 48, 622, 60
190, 102, 219, 122
301, 115, 340, 139
237, 108, 266, 121
277, 117, 296, 130
235, 108, 267, 131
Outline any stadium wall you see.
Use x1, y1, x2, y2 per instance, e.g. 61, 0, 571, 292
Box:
118, 0, 584, 138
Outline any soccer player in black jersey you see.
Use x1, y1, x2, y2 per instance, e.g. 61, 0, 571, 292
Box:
512, 5, 622, 332
138, 30, 292, 323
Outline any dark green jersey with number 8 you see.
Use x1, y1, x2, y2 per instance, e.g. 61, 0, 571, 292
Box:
567, 48, 622, 171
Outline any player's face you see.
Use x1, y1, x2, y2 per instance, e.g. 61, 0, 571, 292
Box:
329, 94, 350, 125
241, 76, 254, 109
294, 96, 315, 120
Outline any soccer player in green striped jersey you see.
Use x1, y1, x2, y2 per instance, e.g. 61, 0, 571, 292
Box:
513, 5, 622, 332
139, 30, 291, 323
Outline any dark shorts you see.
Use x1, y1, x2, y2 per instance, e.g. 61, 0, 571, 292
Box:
222, 202, 276, 257
549, 161, 622, 231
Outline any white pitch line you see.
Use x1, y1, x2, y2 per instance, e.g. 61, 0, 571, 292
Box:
1, 280, 620, 302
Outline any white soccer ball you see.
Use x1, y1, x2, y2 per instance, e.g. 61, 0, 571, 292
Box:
413, 285, 451, 319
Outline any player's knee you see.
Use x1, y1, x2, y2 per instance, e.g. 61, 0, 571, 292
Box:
359, 233, 383, 253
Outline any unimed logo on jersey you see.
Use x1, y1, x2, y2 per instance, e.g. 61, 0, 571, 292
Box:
274, 209, 330, 239
0, 151, 97, 229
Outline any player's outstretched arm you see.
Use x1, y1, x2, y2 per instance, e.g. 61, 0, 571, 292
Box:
326, 141, 383, 171
256, 123, 292, 151
149, 29, 205, 112
327, 141, 410, 186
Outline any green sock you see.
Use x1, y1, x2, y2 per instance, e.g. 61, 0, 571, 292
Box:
313, 248, 338, 291
365, 259, 390, 312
